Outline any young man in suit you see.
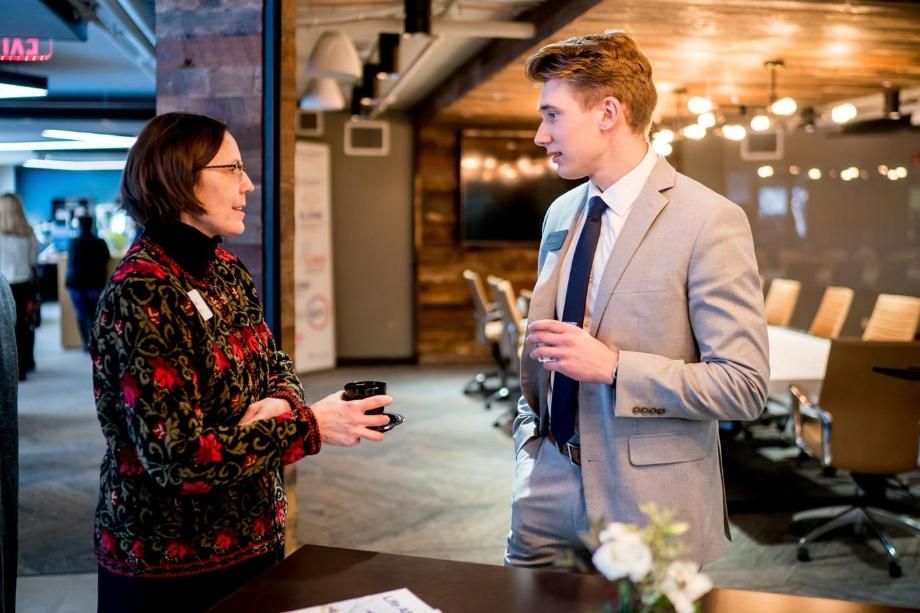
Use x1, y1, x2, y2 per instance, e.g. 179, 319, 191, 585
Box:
505, 32, 769, 568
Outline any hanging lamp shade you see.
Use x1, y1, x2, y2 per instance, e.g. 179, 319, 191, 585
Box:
299, 78, 345, 111
307, 31, 361, 81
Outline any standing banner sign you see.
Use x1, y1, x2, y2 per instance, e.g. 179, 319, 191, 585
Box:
294, 141, 336, 371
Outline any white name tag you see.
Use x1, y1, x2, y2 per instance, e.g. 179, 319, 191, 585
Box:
187, 289, 214, 321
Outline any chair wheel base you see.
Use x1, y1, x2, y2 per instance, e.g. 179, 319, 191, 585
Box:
797, 546, 811, 562
889, 561, 901, 578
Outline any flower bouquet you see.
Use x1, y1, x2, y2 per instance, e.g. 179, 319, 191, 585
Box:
568, 502, 713, 613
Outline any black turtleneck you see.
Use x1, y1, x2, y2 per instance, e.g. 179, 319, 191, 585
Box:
142, 220, 222, 279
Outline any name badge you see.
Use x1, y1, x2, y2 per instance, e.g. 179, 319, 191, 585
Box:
543, 229, 568, 252
187, 289, 213, 321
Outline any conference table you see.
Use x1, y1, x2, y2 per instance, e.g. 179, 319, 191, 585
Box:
767, 325, 832, 397
210, 544, 917, 612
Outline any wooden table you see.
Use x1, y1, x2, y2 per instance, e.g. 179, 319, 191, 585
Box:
767, 325, 832, 397
210, 544, 917, 613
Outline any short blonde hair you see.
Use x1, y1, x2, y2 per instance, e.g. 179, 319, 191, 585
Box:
525, 33, 657, 136
0, 193, 32, 237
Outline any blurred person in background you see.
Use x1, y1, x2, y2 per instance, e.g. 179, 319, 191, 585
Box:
0, 193, 39, 380
66, 214, 110, 350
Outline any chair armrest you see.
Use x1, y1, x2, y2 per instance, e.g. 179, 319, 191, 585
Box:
789, 384, 833, 465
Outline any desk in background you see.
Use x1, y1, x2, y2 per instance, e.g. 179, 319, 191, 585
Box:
768, 325, 832, 397
210, 544, 917, 613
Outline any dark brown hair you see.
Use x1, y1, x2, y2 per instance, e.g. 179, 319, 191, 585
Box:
121, 112, 227, 225
524, 33, 657, 136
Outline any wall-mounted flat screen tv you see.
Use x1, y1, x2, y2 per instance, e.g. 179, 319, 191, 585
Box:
460, 129, 582, 245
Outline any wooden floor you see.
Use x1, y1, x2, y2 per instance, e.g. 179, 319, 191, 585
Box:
16, 305, 920, 611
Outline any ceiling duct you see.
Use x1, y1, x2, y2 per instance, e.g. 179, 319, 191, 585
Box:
0, 0, 89, 40
884, 89, 901, 119
404, 0, 431, 37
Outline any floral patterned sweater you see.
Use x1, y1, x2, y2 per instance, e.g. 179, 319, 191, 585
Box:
91, 221, 321, 578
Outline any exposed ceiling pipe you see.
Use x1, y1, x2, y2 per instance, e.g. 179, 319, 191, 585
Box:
60, 0, 155, 81
371, 35, 443, 117
297, 18, 535, 39
111, 0, 155, 48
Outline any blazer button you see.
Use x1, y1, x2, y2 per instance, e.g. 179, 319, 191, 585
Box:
632, 407, 640, 415
656, 408, 666, 415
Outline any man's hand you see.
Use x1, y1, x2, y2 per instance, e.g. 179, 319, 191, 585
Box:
526, 319, 619, 384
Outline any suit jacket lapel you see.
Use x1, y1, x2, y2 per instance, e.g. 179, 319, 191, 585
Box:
589, 158, 676, 336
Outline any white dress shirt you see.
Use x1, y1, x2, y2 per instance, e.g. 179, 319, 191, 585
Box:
555, 145, 658, 325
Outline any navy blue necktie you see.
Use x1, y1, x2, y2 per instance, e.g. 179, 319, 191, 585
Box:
550, 195, 607, 445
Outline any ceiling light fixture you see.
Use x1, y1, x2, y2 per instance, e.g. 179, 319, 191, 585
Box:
830, 102, 857, 124
764, 59, 797, 116
697, 111, 716, 129
687, 96, 713, 114
0, 69, 48, 99
22, 159, 126, 171
41, 129, 136, 146
682, 124, 706, 140
651, 139, 673, 156
722, 124, 747, 141
298, 78, 345, 111
0, 140, 134, 152
653, 128, 675, 144
307, 31, 361, 82
750, 113, 771, 132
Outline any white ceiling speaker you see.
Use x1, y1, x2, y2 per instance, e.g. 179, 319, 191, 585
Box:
299, 78, 345, 111
307, 31, 361, 81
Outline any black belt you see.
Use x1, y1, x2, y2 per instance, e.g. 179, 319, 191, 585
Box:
547, 432, 581, 466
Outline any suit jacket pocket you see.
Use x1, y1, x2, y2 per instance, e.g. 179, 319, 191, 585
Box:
613, 277, 671, 294
628, 429, 713, 466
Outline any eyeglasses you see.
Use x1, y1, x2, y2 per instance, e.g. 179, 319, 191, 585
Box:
203, 160, 246, 176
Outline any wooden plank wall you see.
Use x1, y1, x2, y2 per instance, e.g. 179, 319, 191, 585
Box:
415, 123, 538, 365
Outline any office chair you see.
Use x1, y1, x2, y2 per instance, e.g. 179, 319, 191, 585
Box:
764, 278, 802, 327
485, 275, 524, 412
862, 294, 920, 341
790, 339, 920, 577
808, 286, 854, 340
461, 269, 507, 396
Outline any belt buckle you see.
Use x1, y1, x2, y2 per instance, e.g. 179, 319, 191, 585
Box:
562, 441, 581, 467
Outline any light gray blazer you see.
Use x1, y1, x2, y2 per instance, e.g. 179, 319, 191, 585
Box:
514, 157, 769, 564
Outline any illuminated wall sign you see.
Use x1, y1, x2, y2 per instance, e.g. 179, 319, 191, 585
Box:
1, 37, 54, 62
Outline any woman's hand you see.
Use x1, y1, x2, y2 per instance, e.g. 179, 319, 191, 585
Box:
309, 391, 392, 446
238, 397, 293, 426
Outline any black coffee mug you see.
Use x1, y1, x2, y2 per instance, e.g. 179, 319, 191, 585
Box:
343, 380, 404, 432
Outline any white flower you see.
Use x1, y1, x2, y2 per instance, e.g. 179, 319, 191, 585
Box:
659, 560, 713, 613
598, 522, 632, 544
591, 527, 653, 582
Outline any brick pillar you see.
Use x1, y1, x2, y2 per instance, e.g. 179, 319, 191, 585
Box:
156, 0, 267, 291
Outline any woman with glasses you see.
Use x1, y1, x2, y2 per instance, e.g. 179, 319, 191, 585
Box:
92, 112, 392, 612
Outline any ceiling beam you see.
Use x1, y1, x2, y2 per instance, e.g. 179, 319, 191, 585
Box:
413, 0, 601, 123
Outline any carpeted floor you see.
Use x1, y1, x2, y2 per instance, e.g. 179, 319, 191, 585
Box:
17, 304, 920, 609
